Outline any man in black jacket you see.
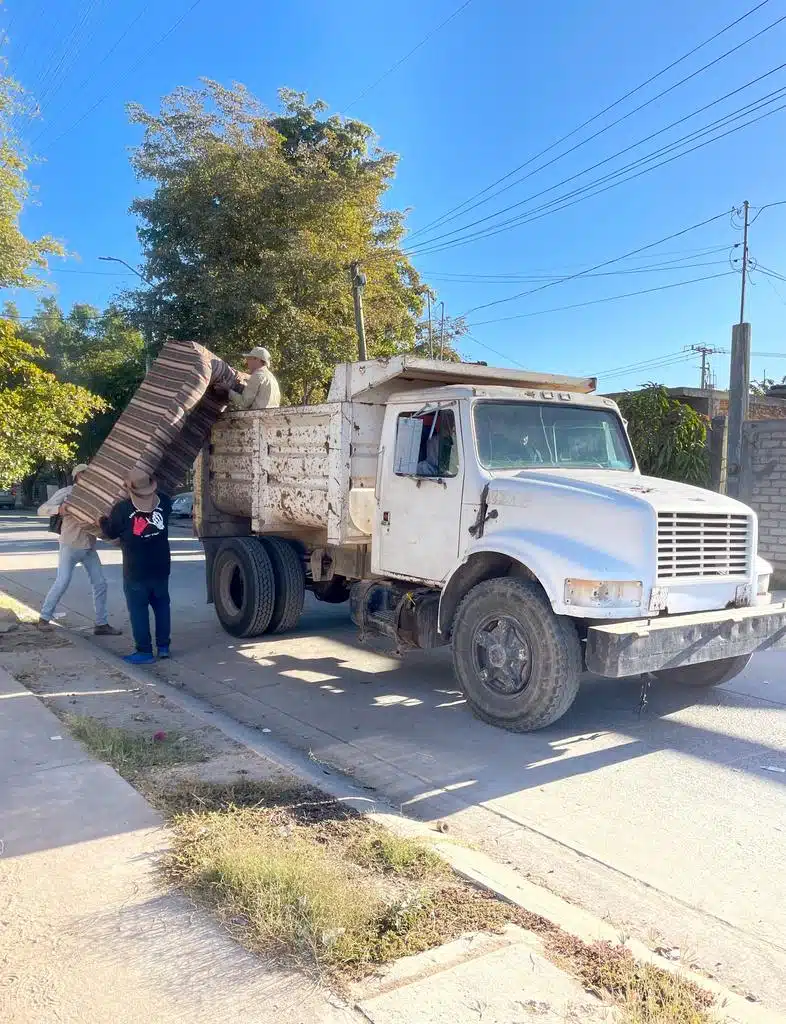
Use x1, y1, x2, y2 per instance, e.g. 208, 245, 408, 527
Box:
101, 470, 173, 665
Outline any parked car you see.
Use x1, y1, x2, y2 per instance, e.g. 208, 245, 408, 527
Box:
0, 486, 17, 510
171, 491, 193, 518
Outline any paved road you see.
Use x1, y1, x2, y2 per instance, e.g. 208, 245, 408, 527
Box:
2, 511, 785, 1009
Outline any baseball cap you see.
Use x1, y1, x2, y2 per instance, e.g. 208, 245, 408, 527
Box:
242, 346, 272, 368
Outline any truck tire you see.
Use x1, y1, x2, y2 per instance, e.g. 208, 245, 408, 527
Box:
452, 578, 581, 732
653, 654, 752, 688
312, 575, 351, 604
212, 537, 275, 638
261, 537, 306, 633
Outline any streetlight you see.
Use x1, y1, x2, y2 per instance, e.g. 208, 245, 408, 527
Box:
99, 255, 153, 370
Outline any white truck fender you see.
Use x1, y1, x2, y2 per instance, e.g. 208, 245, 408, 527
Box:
438, 528, 644, 632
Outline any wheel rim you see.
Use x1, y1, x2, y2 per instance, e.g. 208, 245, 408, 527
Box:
217, 556, 245, 618
471, 614, 533, 696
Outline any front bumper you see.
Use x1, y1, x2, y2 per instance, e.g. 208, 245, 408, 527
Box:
585, 601, 786, 678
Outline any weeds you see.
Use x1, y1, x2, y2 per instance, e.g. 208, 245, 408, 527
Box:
67, 715, 205, 777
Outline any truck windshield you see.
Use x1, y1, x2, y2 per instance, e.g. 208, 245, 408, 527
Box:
473, 401, 634, 471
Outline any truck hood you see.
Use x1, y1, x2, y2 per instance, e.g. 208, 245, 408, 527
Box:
487, 469, 752, 516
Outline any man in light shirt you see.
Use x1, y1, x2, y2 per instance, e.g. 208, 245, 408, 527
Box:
37, 463, 122, 636
228, 346, 281, 411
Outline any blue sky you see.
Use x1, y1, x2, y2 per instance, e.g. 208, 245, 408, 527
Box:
2, 0, 786, 391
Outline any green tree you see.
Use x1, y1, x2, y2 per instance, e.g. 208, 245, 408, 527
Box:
617, 383, 710, 486
126, 82, 434, 403
22, 298, 146, 458
0, 64, 62, 287
0, 318, 105, 487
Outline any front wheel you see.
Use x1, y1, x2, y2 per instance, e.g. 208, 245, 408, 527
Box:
452, 578, 581, 732
653, 654, 752, 688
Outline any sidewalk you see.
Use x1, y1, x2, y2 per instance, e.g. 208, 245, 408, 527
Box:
0, 665, 359, 1024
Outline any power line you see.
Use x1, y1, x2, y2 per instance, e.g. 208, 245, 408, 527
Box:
373, 96, 786, 267
423, 258, 730, 284
467, 271, 735, 327
406, 0, 777, 242
344, 0, 474, 111
404, 67, 786, 258
38, 0, 206, 153
32, 2, 154, 147
459, 210, 731, 318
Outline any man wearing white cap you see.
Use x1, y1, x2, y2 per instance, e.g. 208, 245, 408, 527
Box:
37, 463, 122, 636
228, 346, 281, 411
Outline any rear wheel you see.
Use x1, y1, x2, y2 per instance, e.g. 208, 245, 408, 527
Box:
452, 578, 581, 732
261, 537, 306, 633
312, 575, 351, 604
653, 654, 752, 688
212, 537, 275, 638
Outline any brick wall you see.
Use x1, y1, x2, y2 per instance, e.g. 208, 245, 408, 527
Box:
739, 419, 786, 579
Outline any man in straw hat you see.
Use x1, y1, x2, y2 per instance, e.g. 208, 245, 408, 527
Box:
37, 463, 122, 636
228, 346, 281, 411
100, 469, 173, 665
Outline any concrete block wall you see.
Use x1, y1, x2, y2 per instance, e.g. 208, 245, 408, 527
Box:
740, 419, 786, 581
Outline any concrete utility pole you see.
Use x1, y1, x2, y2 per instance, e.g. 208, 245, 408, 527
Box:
350, 262, 368, 361
99, 256, 153, 371
426, 291, 433, 359
727, 201, 751, 499
439, 301, 445, 359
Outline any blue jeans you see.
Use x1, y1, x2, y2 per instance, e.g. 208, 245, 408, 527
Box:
41, 545, 108, 625
123, 578, 171, 654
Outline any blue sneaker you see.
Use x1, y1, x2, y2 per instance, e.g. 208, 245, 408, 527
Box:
157, 645, 170, 659
123, 651, 156, 666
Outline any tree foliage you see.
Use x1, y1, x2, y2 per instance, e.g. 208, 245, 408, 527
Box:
0, 64, 62, 288
19, 297, 146, 459
617, 383, 710, 486
126, 83, 435, 403
0, 318, 105, 486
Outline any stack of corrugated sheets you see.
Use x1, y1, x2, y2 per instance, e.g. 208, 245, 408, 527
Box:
68, 338, 239, 530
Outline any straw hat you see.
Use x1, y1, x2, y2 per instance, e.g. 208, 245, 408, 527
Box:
126, 469, 158, 512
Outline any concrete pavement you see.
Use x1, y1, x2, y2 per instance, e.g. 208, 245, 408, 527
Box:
2, 511, 786, 1010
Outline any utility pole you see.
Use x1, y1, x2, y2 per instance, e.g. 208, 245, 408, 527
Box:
350, 262, 368, 361
690, 344, 723, 390
426, 291, 433, 359
727, 200, 751, 498
439, 301, 445, 359
739, 199, 750, 325
99, 255, 153, 371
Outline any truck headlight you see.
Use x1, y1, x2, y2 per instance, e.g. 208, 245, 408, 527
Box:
756, 555, 773, 596
564, 579, 643, 608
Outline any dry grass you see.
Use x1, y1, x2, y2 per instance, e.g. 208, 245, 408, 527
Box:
67, 715, 206, 777
157, 779, 519, 979
547, 933, 716, 1024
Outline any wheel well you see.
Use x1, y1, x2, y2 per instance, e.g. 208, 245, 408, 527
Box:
439, 553, 542, 636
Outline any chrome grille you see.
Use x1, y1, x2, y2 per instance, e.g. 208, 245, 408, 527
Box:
657, 511, 751, 579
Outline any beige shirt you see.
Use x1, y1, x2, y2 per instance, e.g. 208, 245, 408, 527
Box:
38, 486, 97, 550
229, 367, 281, 411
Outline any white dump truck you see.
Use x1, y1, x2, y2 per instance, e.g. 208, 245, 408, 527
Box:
195, 356, 786, 731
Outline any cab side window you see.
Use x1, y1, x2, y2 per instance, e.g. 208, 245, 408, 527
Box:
394, 409, 458, 477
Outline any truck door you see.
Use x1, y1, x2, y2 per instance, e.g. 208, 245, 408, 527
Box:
374, 404, 464, 584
